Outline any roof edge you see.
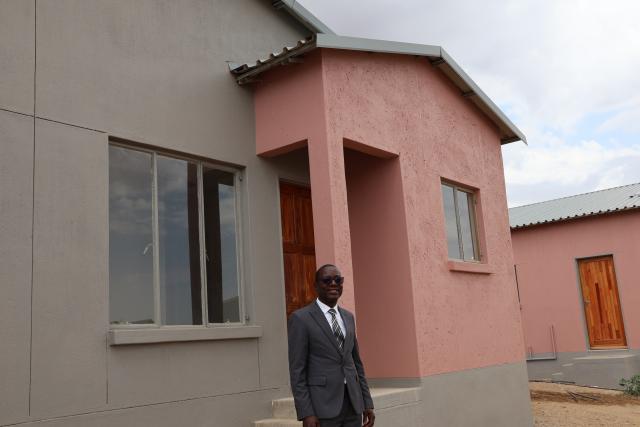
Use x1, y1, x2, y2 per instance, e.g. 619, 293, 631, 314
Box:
511, 205, 640, 230
276, 0, 335, 35
316, 33, 441, 57
510, 181, 640, 211
440, 49, 527, 145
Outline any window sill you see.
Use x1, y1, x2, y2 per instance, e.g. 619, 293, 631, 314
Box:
108, 325, 263, 346
447, 260, 493, 274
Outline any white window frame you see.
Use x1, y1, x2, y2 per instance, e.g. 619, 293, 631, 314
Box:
109, 141, 246, 329
441, 181, 481, 262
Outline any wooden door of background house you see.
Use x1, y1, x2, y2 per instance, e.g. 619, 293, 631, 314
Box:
578, 256, 627, 349
280, 182, 317, 318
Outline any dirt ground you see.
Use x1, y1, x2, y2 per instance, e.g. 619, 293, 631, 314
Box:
530, 381, 640, 426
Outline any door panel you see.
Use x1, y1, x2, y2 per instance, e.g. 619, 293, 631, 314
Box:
280, 182, 316, 318
302, 254, 317, 304
578, 256, 626, 348
280, 189, 296, 249
297, 195, 315, 248
283, 253, 302, 316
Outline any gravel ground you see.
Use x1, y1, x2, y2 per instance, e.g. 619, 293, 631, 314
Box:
530, 382, 640, 426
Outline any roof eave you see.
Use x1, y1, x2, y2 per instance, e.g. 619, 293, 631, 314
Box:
438, 49, 527, 145
316, 33, 441, 56
275, 0, 335, 35
510, 205, 640, 229
233, 34, 526, 144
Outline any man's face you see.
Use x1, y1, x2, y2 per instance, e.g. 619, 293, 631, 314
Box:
315, 265, 343, 307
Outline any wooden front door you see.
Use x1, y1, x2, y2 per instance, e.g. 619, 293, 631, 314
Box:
578, 256, 627, 348
280, 182, 316, 318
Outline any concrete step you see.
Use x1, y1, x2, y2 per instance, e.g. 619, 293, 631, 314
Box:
272, 397, 297, 419
253, 386, 421, 426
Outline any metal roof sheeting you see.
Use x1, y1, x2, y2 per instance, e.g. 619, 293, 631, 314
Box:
509, 182, 640, 229
230, 34, 526, 145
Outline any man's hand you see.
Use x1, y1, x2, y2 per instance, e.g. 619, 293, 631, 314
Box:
302, 415, 320, 427
362, 408, 375, 427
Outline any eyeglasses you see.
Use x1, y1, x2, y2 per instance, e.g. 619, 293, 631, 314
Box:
320, 275, 344, 285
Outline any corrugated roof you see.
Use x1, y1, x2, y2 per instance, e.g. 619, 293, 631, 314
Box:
509, 182, 640, 229
230, 34, 526, 145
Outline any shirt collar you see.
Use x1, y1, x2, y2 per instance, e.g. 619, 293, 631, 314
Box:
316, 298, 339, 315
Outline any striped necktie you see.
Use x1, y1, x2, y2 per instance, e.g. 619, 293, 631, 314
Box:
328, 308, 345, 351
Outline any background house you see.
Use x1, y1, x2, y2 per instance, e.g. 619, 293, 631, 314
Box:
1, 1, 531, 425
510, 183, 640, 389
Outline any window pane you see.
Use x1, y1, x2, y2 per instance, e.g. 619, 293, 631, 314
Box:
203, 167, 240, 323
457, 190, 478, 261
441, 184, 461, 259
157, 156, 202, 325
109, 146, 155, 325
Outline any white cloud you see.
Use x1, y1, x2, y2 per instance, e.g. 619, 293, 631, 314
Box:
599, 100, 640, 134
503, 136, 640, 206
504, 140, 638, 186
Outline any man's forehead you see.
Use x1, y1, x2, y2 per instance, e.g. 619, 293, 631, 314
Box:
319, 266, 340, 276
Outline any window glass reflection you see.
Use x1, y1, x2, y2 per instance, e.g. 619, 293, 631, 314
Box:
203, 167, 240, 323
441, 184, 461, 259
109, 146, 155, 325
157, 156, 202, 325
457, 190, 478, 261
109, 144, 243, 327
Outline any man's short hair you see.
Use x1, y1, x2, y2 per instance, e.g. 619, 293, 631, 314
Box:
314, 264, 338, 283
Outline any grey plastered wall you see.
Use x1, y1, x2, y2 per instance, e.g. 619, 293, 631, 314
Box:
35, 0, 306, 159
0, 110, 33, 425
0, 0, 34, 115
3, 389, 280, 427
30, 119, 108, 418
1, 0, 310, 424
418, 361, 534, 427
0, 1, 36, 423
343, 361, 534, 427
527, 349, 640, 390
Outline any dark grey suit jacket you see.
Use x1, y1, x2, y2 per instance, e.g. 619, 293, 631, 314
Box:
288, 302, 374, 420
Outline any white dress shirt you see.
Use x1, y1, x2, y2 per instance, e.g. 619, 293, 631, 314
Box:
316, 298, 346, 337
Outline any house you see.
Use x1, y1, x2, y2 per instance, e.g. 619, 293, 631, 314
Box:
0, 1, 532, 425
510, 183, 640, 389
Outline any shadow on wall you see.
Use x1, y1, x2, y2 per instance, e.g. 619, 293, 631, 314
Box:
344, 147, 420, 379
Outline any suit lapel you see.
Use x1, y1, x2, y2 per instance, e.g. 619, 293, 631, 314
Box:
338, 307, 354, 355
309, 303, 342, 355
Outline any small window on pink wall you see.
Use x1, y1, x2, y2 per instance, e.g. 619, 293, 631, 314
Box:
441, 181, 480, 262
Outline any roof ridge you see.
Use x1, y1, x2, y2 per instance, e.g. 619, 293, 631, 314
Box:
510, 181, 640, 210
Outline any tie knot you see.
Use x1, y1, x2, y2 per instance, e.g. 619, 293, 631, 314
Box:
328, 308, 336, 316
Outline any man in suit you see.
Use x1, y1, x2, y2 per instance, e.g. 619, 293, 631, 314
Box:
288, 264, 375, 427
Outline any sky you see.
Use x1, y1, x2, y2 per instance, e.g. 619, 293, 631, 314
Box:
299, 0, 640, 207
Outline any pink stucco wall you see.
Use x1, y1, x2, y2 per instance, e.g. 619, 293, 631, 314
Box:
254, 49, 526, 378
254, 51, 357, 311
512, 211, 640, 354
322, 49, 525, 377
